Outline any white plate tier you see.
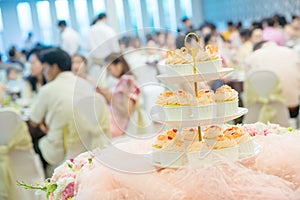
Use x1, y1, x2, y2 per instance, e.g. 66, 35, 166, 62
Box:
151, 107, 248, 127
149, 141, 262, 169
156, 68, 234, 83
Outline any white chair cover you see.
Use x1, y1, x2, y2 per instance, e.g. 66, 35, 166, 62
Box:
243, 70, 290, 127
0, 108, 45, 200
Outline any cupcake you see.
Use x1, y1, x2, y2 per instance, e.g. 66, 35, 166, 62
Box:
187, 141, 204, 152
223, 126, 254, 158
152, 128, 178, 149
152, 128, 185, 166
223, 126, 250, 144
165, 47, 192, 65
181, 127, 199, 142
187, 141, 213, 165
214, 135, 237, 150
195, 89, 216, 119
165, 47, 194, 75
213, 135, 239, 160
203, 125, 223, 140
156, 90, 202, 121
153, 129, 185, 167
196, 89, 215, 105
156, 90, 194, 106
195, 45, 222, 73
214, 85, 239, 116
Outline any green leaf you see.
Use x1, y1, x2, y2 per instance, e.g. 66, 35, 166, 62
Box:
46, 184, 57, 198
68, 163, 73, 169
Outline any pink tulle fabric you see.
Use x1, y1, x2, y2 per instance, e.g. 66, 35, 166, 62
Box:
75, 132, 300, 199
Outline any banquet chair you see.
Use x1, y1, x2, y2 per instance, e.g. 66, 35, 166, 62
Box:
243, 70, 290, 127
0, 108, 45, 200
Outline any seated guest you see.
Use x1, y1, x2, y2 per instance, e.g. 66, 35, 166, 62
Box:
262, 18, 285, 46
250, 27, 264, 44
96, 53, 140, 137
245, 41, 300, 118
5, 67, 23, 100
22, 49, 47, 100
28, 47, 110, 168
71, 54, 96, 86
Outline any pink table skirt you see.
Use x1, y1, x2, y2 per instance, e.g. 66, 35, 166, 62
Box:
50, 131, 300, 200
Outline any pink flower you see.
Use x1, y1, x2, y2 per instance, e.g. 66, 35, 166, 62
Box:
60, 172, 76, 180
73, 159, 87, 171
262, 129, 272, 136
61, 182, 75, 200
69, 158, 74, 163
242, 125, 258, 137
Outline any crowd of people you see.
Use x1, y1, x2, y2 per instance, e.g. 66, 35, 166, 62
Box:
0, 12, 299, 176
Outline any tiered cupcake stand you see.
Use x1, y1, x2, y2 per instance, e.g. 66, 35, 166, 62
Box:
150, 33, 253, 168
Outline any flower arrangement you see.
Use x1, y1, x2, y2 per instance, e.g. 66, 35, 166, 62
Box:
18, 154, 94, 200
241, 122, 296, 136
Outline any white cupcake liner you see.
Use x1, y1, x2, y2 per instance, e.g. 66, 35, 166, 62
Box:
159, 150, 186, 167
165, 63, 195, 76
187, 150, 213, 165
151, 147, 161, 164
162, 105, 216, 121
213, 145, 239, 161
216, 100, 238, 117
238, 138, 255, 159
195, 59, 222, 73
165, 59, 222, 76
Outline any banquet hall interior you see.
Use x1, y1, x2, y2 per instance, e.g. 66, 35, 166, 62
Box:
0, 0, 300, 199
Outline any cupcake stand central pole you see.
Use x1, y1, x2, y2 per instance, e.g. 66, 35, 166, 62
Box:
185, 33, 202, 142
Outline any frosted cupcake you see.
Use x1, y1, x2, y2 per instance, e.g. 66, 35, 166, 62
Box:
156, 90, 194, 106
213, 135, 237, 150
152, 128, 185, 167
203, 125, 223, 141
181, 127, 199, 143
156, 90, 201, 121
223, 126, 254, 158
165, 47, 192, 65
165, 47, 194, 75
223, 126, 250, 144
152, 128, 179, 149
196, 89, 215, 105
195, 45, 222, 73
213, 135, 239, 160
186, 141, 212, 165
195, 89, 216, 119
214, 85, 239, 116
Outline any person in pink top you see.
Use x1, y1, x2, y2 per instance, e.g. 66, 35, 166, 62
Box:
262, 18, 285, 46
96, 53, 140, 137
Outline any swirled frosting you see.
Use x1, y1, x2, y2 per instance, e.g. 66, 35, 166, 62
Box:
196, 89, 215, 105
156, 90, 195, 106
204, 125, 223, 140
165, 47, 193, 64
214, 135, 237, 149
214, 85, 238, 102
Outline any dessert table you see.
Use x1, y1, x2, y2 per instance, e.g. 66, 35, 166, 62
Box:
44, 123, 300, 200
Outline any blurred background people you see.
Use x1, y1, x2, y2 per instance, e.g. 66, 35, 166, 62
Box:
58, 20, 80, 56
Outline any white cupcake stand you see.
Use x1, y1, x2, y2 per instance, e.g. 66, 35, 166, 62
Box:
149, 33, 261, 168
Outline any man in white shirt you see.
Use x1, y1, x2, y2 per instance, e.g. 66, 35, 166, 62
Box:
58, 20, 80, 56
87, 13, 120, 66
29, 48, 110, 166
245, 41, 300, 118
